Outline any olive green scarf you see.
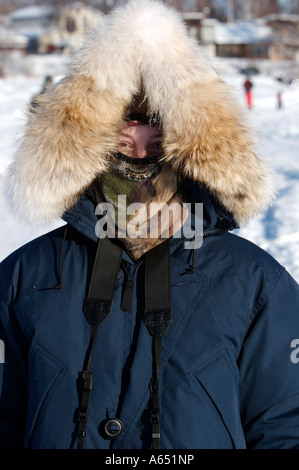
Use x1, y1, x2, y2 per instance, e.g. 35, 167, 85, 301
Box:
87, 154, 188, 260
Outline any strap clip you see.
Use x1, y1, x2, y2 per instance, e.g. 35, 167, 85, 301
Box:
144, 308, 172, 336
80, 370, 93, 391
78, 407, 89, 423
84, 298, 112, 326
150, 408, 160, 424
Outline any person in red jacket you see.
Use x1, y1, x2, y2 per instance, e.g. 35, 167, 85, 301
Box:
244, 77, 253, 109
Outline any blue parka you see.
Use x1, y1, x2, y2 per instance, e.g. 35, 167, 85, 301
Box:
2, 0, 299, 450
1, 185, 299, 450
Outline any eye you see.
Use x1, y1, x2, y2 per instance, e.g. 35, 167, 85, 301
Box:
148, 141, 163, 156
118, 140, 133, 149
117, 139, 134, 156
152, 143, 162, 149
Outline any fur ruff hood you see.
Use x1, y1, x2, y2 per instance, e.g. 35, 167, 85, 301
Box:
6, 0, 274, 225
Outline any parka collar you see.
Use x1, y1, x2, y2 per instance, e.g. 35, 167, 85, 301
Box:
62, 181, 236, 254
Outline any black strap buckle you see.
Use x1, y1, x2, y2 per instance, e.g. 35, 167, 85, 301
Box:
150, 408, 160, 424
79, 370, 93, 391
78, 407, 89, 423
144, 308, 172, 336
84, 298, 112, 326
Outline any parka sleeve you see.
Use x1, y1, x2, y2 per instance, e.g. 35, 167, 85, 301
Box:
0, 260, 28, 449
239, 268, 299, 448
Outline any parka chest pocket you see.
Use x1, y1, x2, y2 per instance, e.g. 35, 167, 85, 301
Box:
189, 348, 246, 449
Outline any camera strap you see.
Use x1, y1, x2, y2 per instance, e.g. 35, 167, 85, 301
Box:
76, 238, 172, 450
144, 240, 172, 449
76, 236, 123, 449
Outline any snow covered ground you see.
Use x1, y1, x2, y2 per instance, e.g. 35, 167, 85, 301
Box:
0, 56, 298, 282
219, 60, 299, 283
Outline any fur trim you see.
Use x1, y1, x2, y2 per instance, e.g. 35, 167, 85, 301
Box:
6, 0, 274, 225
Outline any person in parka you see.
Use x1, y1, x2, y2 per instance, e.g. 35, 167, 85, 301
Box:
1, 0, 299, 450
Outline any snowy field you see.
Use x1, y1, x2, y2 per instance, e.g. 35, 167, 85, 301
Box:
0, 55, 298, 282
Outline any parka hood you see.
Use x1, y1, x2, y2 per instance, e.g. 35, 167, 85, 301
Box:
6, 0, 274, 226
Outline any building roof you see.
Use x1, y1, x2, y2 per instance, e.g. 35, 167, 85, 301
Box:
214, 20, 273, 44
9, 5, 54, 21
182, 12, 205, 21
264, 13, 299, 23
59, 1, 101, 14
0, 25, 28, 48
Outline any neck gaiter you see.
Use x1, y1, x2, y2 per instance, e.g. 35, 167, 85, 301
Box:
87, 152, 188, 260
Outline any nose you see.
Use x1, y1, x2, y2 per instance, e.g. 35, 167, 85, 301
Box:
134, 145, 148, 159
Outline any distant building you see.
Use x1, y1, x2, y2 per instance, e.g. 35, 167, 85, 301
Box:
8, 2, 101, 54
264, 13, 299, 60
0, 15, 28, 52
0, 26, 28, 53
9, 5, 55, 51
201, 18, 273, 59
182, 12, 205, 39
38, 2, 102, 54
9, 5, 55, 34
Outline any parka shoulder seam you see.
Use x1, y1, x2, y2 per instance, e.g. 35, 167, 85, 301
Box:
251, 265, 286, 322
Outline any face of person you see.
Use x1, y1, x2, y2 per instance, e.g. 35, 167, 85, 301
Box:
117, 123, 163, 159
